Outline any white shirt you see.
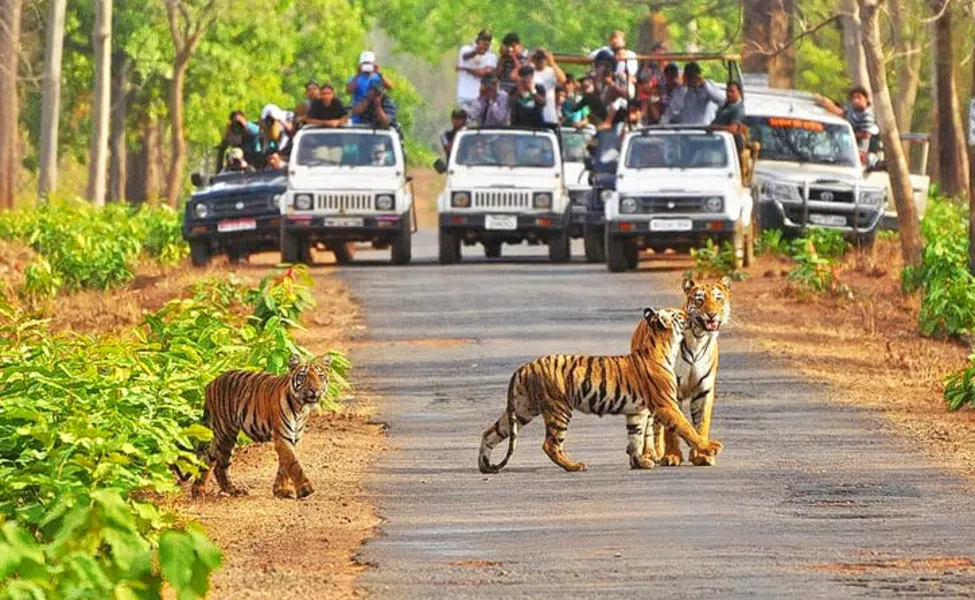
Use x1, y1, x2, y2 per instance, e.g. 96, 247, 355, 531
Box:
457, 44, 499, 103
534, 66, 559, 124
589, 46, 639, 78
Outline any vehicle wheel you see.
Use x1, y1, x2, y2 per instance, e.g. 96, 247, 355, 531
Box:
281, 231, 306, 264
758, 201, 782, 232
439, 228, 461, 264
853, 231, 876, 250
190, 240, 210, 267
743, 221, 756, 268
605, 230, 628, 273
548, 225, 571, 263
483, 241, 502, 259
391, 221, 412, 265
332, 242, 355, 265
227, 247, 248, 265
583, 226, 605, 263
624, 241, 639, 270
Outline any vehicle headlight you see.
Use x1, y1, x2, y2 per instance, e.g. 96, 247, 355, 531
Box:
771, 183, 801, 202
194, 202, 208, 219
271, 194, 281, 209
704, 196, 723, 212
533, 192, 553, 210
451, 191, 471, 208
620, 197, 639, 214
294, 193, 313, 210
861, 190, 885, 206
375, 194, 395, 210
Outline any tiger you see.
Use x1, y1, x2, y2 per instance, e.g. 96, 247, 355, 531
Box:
189, 354, 332, 499
630, 276, 730, 467
478, 307, 723, 473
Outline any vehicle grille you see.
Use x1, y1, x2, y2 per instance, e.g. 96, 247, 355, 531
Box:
637, 196, 710, 214
210, 195, 273, 216
809, 188, 855, 203
472, 190, 532, 210
315, 192, 373, 211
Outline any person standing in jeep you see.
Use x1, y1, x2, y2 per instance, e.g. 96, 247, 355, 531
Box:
497, 33, 528, 95
509, 65, 547, 128
457, 30, 498, 115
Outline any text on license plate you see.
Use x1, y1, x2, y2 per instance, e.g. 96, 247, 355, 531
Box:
649, 219, 693, 232
809, 214, 847, 227
325, 217, 364, 227
484, 215, 518, 230
217, 218, 257, 232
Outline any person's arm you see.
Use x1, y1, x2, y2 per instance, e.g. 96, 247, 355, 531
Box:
545, 51, 567, 85
244, 121, 260, 136
372, 96, 393, 127
703, 80, 724, 105
345, 75, 358, 95
352, 97, 369, 116
813, 94, 844, 117
661, 87, 685, 124
376, 66, 395, 90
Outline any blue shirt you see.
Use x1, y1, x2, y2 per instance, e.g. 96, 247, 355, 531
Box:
347, 73, 381, 123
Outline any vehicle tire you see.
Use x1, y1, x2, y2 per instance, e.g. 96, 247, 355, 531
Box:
624, 241, 639, 270
483, 241, 502, 259
548, 225, 571, 263
439, 228, 461, 264
227, 247, 248, 265
853, 231, 876, 250
282, 231, 306, 264
190, 240, 210, 267
743, 220, 756, 268
583, 226, 605, 263
758, 201, 782, 232
332, 242, 355, 265
605, 230, 628, 273
391, 221, 412, 265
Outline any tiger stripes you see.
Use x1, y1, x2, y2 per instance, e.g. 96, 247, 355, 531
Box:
191, 354, 331, 499
478, 308, 723, 473
630, 276, 730, 467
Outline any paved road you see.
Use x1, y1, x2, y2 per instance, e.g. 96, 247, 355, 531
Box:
341, 230, 975, 599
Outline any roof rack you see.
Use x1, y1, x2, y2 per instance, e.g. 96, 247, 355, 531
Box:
553, 52, 741, 65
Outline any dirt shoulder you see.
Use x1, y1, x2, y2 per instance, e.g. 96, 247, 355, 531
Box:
731, 239, 975, 481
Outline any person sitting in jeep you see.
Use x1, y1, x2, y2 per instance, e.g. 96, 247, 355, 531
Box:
352, 78, 399, 129
814, 85, 880, 162
219, 111, 262, 171
305, 83, 348, 128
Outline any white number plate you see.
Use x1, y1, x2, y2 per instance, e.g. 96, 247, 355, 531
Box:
649, 219, 693, 232
809, 214, 847, 227
217, 218, 257, 233
325, 217, 365, 228
484, 215, 518, 230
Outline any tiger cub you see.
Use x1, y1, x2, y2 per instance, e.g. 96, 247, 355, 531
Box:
191, 354, 331, 499
631, 277, 730, 467
479, 308, 723, 473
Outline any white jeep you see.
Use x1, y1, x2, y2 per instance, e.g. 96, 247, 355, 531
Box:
282, 126, 414, 265
434, 127, 571, 263
603, 127, 755, 273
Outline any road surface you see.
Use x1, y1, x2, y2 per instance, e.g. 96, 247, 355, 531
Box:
341, 231, 975, 598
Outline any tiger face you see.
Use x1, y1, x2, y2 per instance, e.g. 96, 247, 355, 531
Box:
682, 276, 731, 333
288, 354, 332, 405
642, 307, 689, 343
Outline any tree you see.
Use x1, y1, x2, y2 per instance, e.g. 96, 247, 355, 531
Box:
839, 0, 869, 92
929, 0, 970, 198
164, 0, 221, 208
887, 0, 923, 132
860, 0, 922, 267
86, 0, 112, 206
109, 54, 130, 203
38, 0, 67, 198
742, 0, 796, 88
0, 0, 23, 210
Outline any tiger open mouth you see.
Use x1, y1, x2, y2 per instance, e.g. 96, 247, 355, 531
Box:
696, 314, 722, 332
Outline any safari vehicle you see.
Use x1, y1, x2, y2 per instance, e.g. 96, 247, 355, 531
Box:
281, 126, 415, 265
434, 127, 571, 264
182, 170, 286, 267
560, 127, 595, 240
867, 132, 931, 229
603, 127, 755, 272
743, 88, 890, 244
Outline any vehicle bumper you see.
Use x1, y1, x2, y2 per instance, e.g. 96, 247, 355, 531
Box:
607, 217, 736, 239
765, 199, 883, 235
439, 212, 567, 233
283, 212, 408, 239
182, 216, 281, 245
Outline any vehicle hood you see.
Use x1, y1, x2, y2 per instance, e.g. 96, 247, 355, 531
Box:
616, 172, 735, 196
754, 160, 867, 187
289, 168, 404, 191
192, 180, 286, 200
563, 162, 589, 189
447, 168, 562, 190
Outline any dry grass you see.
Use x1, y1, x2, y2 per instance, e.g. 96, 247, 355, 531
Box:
734, 238, 975, 481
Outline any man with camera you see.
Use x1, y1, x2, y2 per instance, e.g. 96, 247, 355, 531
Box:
457, 30, 498, 116
530, 48, 566, 125
351, 78, 399, 130
469, 73, 510, 127
346, 51, 395, 125
218, 111, 262, 171
509, 65, 547, 128
661, 62, 723, 125
497, 32, 528, 95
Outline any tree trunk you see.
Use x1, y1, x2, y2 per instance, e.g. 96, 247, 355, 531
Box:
109, 53, 129, 203
840, 0, 870, 92
861, 0, 922, 268
636, 12, 670, 55
38, 0, 66, 199
165, 59, 188, 208
742, 0, 795, 88
126, 115, 156, 204
767, 0, 795, 88
930, 0, 970, 197
86, 0, 112, 206
927, 34, 940, 181
0, 0, 23, 210
888, 0, 922, 132
969, 43, 975, 272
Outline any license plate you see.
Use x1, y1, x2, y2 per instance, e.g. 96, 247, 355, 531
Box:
484, 215, 518, 230
217, 218, 257, 232
324, 217, 364, 228
650, 219, 693, 232
809, 214, 847, 227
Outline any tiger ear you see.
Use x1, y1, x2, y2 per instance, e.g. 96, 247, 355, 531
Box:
720, 275, 732, 289
682, 277, 695, 294
288, 354, 301, 370
643, 307, 657, 322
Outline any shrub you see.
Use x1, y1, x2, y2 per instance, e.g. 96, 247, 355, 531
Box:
755, 228, 788, 257
690, 239, 746, 280
791, 227, 850, 261
787, 238, 836, 293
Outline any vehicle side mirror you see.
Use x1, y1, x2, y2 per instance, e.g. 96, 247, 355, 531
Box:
433, 158, 447, 175
190, 173, 206, 188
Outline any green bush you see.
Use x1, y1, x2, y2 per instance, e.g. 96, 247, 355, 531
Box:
690, 239, 746, 279
790, 227, 850, 261
0, 267, 350, 597
755, 228, 788, 257
787, 238, 836, 293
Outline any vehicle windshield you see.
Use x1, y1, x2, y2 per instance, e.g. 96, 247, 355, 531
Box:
625, 134, 728, 169
455, 133, 556, 168
745, 116, 859, 167
560, 130, 593, 163
294, 131, 396, 167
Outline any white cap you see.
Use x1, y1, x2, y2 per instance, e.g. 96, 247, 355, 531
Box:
358, 50, 376, 65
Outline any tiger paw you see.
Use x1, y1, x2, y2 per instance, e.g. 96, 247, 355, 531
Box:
221, 485, 249, 497
190, 484, 206, 498
273, 485, 296, 499
659, 453, 683, 467
562, 461, 588, 472
296, 482, 315, 499
629, 455, 656, 470
698, 440, 723, 457
689, 452, 716, 467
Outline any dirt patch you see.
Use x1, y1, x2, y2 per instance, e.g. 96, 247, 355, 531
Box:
810, 557, 975, 574
450, 560, 503, 568
351, 337, 473, 349
410, 167, 443, 228
732, 239, 975, 482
